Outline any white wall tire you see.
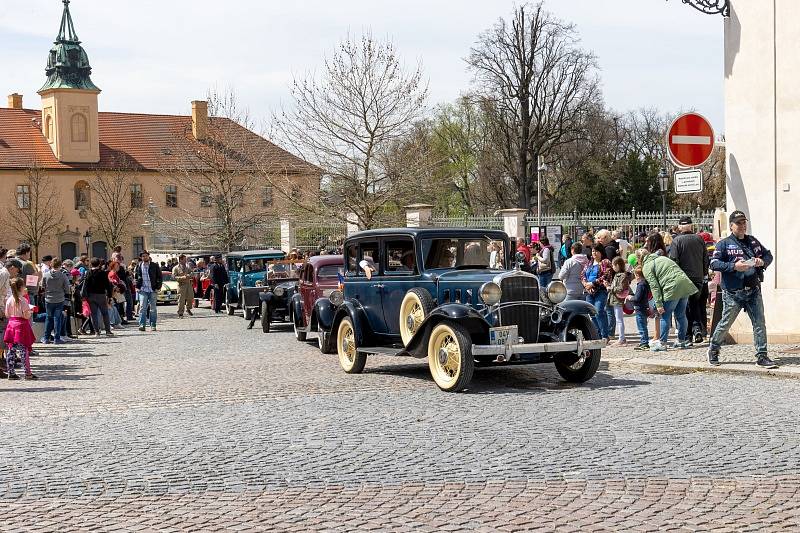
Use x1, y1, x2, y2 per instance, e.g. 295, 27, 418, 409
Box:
399, 288, 436, 346
427, 322, 474, 392
337, 317, 366, 374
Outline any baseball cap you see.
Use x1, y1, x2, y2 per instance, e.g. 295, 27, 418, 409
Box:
678, 216, 693, 225
729, 210, 747, 224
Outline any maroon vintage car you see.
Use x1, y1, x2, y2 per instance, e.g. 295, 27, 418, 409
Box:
289, 255, 344, 352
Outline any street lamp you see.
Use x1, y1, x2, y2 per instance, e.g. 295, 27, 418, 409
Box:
536, 155, 547, 228
83, 230, 91, 255
658, 167, 670, 229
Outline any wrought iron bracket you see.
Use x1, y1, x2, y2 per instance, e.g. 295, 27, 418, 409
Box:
671, 0, 730, 17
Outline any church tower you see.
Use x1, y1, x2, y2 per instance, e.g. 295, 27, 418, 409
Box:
38, 0, 101, 163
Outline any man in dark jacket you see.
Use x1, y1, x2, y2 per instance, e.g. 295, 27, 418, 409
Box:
670, 216, 711, 344
134, 251, 163, 331
208, 256, 229, 313
84, 258, 114, 336
708, 210, 775, 368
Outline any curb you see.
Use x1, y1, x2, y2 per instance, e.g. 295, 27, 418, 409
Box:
625, 357, 800, 379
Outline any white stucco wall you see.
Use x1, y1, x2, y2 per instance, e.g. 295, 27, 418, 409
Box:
725, 0, 800, 342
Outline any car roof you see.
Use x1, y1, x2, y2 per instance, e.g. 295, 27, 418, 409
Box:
224, 249, 285, 258
309, 255, 344, 267
346, 227, 509, 240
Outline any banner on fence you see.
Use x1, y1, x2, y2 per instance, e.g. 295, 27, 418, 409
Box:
545, 225, 562, 246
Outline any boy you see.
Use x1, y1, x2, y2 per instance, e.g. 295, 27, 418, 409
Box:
628, 266, 651, 350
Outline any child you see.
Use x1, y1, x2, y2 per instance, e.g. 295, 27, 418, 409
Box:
607, 256, 632, 346
628, 266, 651, 350
109, 287, 124, 328
4, 278, 37, 380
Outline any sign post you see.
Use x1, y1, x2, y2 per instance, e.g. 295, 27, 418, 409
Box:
667, 113, 715, 168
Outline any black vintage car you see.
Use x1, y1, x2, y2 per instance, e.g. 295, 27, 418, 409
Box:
238, 258, 305, 332
314, 228, 605, 392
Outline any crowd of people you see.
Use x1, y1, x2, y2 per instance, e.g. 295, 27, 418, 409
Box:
518, 210, 776, 368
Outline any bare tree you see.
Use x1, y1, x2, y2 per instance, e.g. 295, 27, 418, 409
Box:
272, 33, 429, 229
87, 155, 142, 250
467, 2, 600, 212
5, 165, 64, 262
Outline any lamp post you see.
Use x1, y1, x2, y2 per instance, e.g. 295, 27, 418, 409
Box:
658, 167, 669, 230
536, 155, 547, 228
83, 230, 91, 256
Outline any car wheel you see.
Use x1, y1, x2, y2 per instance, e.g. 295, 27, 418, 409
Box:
293, 311, 307, 341
427, 322, 474, 392
317, 329, 335, 354
261, 302, 270, 333
554, 322, 601, 383
337, 317, 366, 374
399, 288, 436, 346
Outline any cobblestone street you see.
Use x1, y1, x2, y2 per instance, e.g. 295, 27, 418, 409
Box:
2, 305, 799, 531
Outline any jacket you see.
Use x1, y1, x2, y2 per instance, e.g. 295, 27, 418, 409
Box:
631, 279, 650, 311
669, 232, 709, 285
642, 254, 698, 308
581, 259, 612, 293
608, 271, 632, 307
84, 268, 113, 298
43, 269, 71, 304
558, 254, 589, 299
208, 262, 229, 286
710, 234, 773, 291
135, 261, 163, 291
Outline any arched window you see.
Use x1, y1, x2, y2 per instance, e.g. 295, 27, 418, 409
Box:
74, 180, 90, 210
71, 113, 88, 143
45, 115, 53, 142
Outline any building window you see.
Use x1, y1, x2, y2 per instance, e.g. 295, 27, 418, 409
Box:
45, 115, 53, 142
16, 185, 30, 210
132, 236, 145, 258
200, 186, 212, 208
71, 114, 88, 142
74, 181, 90, 210
165, 185, 178, 208
130, 183, 143, 208
261, 186, 273, 207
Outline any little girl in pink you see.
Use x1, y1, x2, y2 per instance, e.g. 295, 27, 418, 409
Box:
4, 277, 37, 380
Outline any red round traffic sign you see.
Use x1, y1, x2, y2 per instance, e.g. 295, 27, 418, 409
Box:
667, 112, 715, 168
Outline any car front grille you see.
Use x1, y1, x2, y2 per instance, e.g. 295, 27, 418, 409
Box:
499, 274, 539, 343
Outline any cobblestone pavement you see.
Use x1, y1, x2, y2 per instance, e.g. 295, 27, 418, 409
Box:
2, 305, 798, 531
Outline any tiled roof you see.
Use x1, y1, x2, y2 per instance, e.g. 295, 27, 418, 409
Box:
0, 108, 318, 174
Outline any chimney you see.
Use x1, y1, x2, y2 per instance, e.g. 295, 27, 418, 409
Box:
8, 93, 22, 109
191, 100, 208, 141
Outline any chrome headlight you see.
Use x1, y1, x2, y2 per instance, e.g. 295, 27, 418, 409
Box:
546, 280, 567, 305
255, 280, 264, 287
329, 289, 344, 306
479, 282, 502, 305
273, 286, 285, 297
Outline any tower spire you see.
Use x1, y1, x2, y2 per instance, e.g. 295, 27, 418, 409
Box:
56, 0, 80, 43
39, 0, 100, 92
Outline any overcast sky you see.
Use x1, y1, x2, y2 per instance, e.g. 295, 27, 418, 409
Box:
0, 0, 725, 132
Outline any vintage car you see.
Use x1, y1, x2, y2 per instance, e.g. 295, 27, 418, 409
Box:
314, 228, 605, 392
234, 258, 304, 328
288, 255, 344, 350
223, 249, 286, 317
156, 271, 179, 305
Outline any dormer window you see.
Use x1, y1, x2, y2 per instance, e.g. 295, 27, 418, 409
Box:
71, 114, 88, 142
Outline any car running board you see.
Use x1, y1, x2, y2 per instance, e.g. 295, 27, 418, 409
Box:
356, 347, 404, 357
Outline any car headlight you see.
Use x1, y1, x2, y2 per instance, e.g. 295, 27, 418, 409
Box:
546, 280, 567, 304
329, 289, 344, 306
273, 286, 285, 297
255, 280, 263, 287
479, 282, 502, 305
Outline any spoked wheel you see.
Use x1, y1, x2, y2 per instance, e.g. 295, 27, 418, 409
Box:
318, 329, 334, 354
554, 323, 601, 383
427, 322, 474, 392
399, 288, 435, 346
293, 311, 307, 341
260, 302, 270, 333
337, 317, 366, 373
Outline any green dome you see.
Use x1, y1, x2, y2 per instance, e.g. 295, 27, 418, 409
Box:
38, 0, 100, 93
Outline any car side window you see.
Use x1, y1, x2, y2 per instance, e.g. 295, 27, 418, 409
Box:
385, 239, 416, 275
358, 241, 379, 277
346, 245, 358, 275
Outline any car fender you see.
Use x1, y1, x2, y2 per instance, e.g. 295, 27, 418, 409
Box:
225, 284, 238, 302
290, 293, 304, 326
551, 307, 597, 342
403, 304, 490, 358
330, 300, 372, 347
314, 298, 337, 332
556, 299, 596, 317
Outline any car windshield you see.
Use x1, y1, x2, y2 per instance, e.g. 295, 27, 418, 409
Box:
422, 237, 507, 270
161, 272, 174, 282
317, 265, 342, 279
265, 259, 302, 280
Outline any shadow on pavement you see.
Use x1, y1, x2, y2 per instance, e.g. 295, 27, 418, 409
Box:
0, 386, 76, 393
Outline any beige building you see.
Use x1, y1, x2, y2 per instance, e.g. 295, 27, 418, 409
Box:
0, 1, 318, 261
725, 0, 800, 343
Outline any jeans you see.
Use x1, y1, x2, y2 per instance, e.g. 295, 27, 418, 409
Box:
88, 294, 111, 334
710, 286, 768, 355
612, 304, 625, 340
686, 281, 708, 338
43, 302, 65, 341
634, 309, 650, 345
659, 297, 688, 345
585, 288, 609, 339
538, 272, 553, 287
124, 289, 134, 320
138, 291, 158, 327
606, 304, 616, 340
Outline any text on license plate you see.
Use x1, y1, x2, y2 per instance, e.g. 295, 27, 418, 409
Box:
489, 325, 518, 345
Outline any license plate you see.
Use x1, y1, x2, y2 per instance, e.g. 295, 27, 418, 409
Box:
165, 292, 171, 296
489, 325, 518, 346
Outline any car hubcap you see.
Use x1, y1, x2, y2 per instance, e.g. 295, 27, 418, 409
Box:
405, 302, 423, 335
433, 331, 459, 380
341, 327, 355, 363
568, 328, 590, 370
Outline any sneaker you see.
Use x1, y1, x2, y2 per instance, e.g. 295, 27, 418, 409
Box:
138, 326, 146, 332
105, 331, 114, 337
39, 337, 51, 344
7, 373, 19, 380
756, 355, 779, 369
151, 326, 157, 332
24, 373, 38, 380
693, 332, 704, 344
54, 338, 67, 345
177, 315, 184, 319
650, 341, 667, 352
707, 348, 721, 366
634, 343, 650, 351
95, 333, 102, 338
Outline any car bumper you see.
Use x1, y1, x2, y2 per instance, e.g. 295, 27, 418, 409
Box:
157, 294, 178, 303
472, 339, 607, 357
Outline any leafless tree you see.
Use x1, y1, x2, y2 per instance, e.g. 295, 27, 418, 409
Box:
467, 2, 600, 212
5, 165, 64, 262
87, 155, 143, 250
272, 33, 429, 229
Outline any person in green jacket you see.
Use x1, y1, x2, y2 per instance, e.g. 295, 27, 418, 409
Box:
640, 249, 698, 351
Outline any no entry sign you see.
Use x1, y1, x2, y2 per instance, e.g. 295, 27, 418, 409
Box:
667, 112, 715, 168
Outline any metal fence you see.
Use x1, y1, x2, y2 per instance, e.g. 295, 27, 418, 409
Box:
527, 209, 716, 240
429, 214, 504, 230
148, 220, 281, 254
294, 219, 348, 253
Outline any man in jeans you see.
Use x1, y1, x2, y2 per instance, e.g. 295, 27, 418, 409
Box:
42, 257, 71, 344
670, 216, 710, 345
134, 251, 163, 331
708, 210, 776, 368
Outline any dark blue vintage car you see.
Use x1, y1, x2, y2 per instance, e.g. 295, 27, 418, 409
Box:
314, 228, 605, 392
223, 249, 286, 319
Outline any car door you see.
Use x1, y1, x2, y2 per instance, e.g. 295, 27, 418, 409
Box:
381, 237, 420, 335
344, 239, 387, 334
301, 264, 315, 326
